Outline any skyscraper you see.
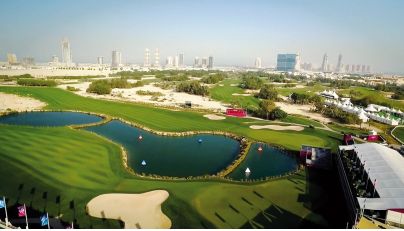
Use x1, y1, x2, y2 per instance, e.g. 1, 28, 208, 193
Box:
173, 56, 179, 68
21, 57, 35, 66
51, 55, 59, 63
194, 57, 200, 67
154, 48, 160, 67
321, 53, 328, 72
7, 53, 17, 64
336, 54, 343, 72
201, 57, 208, 68
255, 57, 262, 69
361, 65, 366, 73
111, 50, 122, 68
144, 48, 150, 67
61, 38, 72, 66
97, 56, 104, 65
276, 54, 300, 72
208, 56, 214, 69
166, 56, 173, 67
178, 53, 184, 67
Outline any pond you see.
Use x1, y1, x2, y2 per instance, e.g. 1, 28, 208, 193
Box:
0, 111, 102, 126
228, 143, 298, 181
85, 120, 241, 177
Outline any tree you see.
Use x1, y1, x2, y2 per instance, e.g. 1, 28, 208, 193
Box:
269, 107, 288, 120
240, 76, 263, 89
259, 100, 276, 119
176, 81, 208, 96
257, 85, 278, 100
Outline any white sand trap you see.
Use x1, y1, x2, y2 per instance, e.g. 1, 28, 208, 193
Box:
0, 92, 46, 112
87, 190, 171, 229
204, 114, 226, 120
250, 125, 304, 131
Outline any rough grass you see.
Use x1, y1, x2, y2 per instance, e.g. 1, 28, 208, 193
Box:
392, 126, 404, 143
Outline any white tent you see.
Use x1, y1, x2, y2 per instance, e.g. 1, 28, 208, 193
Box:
365, 104, 377, 112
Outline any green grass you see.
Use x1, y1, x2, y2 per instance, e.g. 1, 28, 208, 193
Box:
280, 115, 325, 128
0, 86, 346, 228
392, 126, 404, 143
209, 79, 260, 109
276, 84, 328, 97
327, 123, 368, 135
338, 86, 404, 110
0, 125, 341, 228
0, 86, 341, 151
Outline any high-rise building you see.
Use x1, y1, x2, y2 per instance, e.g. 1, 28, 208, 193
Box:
321, 53, 328, 72
154, 48, 160, 67
144, 48, 150, 67
276, 53, 300, 72
52, 55, 59, 63
178, 53, 184, 67
366, 65, 371, 73
166, 56, 173, 67
61, 38, 72, 65
173, 56, 179, 68
201, 57, 208, 68
194, 57, 200, 67
21, 57, 35, 66
351, 64, 355, 73
356, 64, 360, 72
7, 53, 18, 64
208, 56, 214, 69
361, 65, 366, 73
336, 54, 343, 72
97, 56, 104, 65
111, 50, 122, 68
255, 57, 262, 69
345, 64, 350, 73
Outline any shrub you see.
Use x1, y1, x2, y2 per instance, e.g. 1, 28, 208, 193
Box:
176, 81, 208, 96
257, 85, 278, 100
201, 73, 226, 84
269, 107, 288, 120
86, 80, 111, 94
162, 75, 189, 81
136, 90, 163, 96
66, 86, 79, 91
17, 78, 57, 87
240, 76, 263, 89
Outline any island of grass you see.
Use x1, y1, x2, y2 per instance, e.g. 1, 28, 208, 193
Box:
0, 86, 348, 228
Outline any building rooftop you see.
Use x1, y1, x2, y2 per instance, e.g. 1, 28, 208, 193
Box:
339, 143, 404, 210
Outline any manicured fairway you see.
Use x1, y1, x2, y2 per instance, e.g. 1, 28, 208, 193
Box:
0, 86, 341, 151
0, 86, 346, 228
392, 126, 404, 143
0, 125, 345, 228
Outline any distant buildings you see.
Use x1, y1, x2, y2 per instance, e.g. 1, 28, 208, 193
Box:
336, 54, 343, 72
61, 38, 72, 66
21, 57, 35, 66
166, 56, 173, 67
97, 56, 104, 65
144, 48, 150, 67
255, 57, 262, 69
276, 53, 300, 72
154, 48, 160, 67
208, 56, 214, 69
111, 50, 122, 68
194, 57, 200, 67
178, 53, 184, 67
321, 53, 328, 72
7, 53, 18, 65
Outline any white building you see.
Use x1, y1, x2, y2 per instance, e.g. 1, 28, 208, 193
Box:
154, 48, 160, 67
97, 56, 104, 65
144, 48, 150, 67
255, 57, 262, 69
111, 50, 122, 68
61, 38, 73, 66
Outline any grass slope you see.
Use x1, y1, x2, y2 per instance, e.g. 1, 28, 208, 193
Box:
392, 126, 404, 143
0, 125, 343, 228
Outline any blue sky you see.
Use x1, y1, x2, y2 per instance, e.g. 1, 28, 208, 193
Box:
0, 0, 403, 73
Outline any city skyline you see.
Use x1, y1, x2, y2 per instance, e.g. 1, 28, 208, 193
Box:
0, 0, 404, 73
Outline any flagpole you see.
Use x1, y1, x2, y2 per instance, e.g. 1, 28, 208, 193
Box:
47, 213, 50, 229
71, 221, 74, 229
24, 204, 28, 229
3, 196, 9, 227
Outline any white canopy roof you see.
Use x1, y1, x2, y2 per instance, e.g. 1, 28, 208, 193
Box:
339, 143, 404, 210
365, 104, 377, 112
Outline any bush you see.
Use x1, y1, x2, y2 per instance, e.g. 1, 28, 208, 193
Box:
17, 78, 57, 87
162, 75, 189, 81
66, 86, 79, 91
176, 81, 208, 96
316, 105, 361, 124
269, 107, 288, 120
257, 85, 278, 100
240, 76, 263, 89
86, 80, 111, 94
201, 73, 226, 84
136, 90, 163, 96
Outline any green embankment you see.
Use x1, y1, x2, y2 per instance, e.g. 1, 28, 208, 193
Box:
0, 86, 345, 228
392, 126, 404, 143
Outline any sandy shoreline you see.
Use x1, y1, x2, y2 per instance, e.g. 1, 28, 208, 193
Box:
86, 190, 171, 229
0, 92, 46, 112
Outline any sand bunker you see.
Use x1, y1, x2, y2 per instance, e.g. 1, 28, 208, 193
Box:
275, 102, 331, 123
232, 93, 252, 96
204, 114, 226, 120
0, 92, 46, 113
86, 190, 171, 229
250, 125, 304, 131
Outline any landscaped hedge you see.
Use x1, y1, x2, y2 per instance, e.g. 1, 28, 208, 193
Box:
17, 78, 57, 87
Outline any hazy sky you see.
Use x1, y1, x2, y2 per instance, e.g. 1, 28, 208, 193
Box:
1, 0, 403, 73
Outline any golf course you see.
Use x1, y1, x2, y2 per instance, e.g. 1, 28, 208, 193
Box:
0, 86, 346, 228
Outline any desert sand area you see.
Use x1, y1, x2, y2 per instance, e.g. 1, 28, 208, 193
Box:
58, 82, 227, 111
203, 114, 226, 120
86, 190, 171, 229
0, 92, 46, 112
275, 101, 332, 123
249, 124, 304, 131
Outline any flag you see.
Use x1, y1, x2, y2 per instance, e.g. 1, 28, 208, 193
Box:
0, 198, 5, 209
17, 205, 26, 217
40, 214, 49, 226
